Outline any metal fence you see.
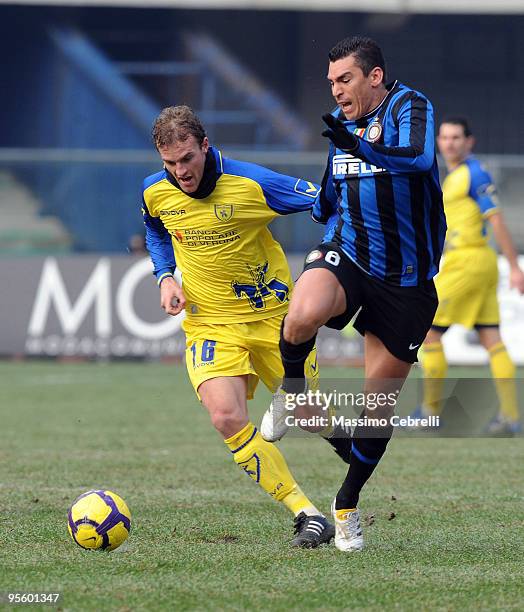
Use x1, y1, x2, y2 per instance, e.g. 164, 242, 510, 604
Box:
0, 148, 523, 254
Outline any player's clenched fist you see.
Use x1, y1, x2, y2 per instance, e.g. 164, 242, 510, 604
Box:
159, 276, 186, 316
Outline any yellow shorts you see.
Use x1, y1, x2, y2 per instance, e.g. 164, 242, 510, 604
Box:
433, 247, 500, 329
183, 313, 319, 399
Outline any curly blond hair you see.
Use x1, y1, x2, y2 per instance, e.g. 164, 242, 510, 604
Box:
152, 105, 207, 149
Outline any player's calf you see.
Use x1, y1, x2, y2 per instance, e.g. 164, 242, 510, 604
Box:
279, 322, 316, 394
321, 420, 353, 464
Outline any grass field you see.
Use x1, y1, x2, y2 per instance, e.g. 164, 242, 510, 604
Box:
1, 361, 523, 611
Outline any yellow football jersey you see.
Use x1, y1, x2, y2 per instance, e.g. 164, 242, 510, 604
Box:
142, 147, 319, 323
441, 156, 499, 250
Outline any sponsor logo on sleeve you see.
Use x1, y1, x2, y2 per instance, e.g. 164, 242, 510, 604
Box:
477, 183, 499, 207
294, 179, 319, 198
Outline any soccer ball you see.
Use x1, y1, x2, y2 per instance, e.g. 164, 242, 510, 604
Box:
67, 490, 131, 551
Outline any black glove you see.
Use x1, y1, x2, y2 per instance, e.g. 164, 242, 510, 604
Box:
322, 113, 359, 153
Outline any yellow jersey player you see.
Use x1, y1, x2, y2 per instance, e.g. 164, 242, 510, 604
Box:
142, 105, 335, 547
418, 117, 524, 434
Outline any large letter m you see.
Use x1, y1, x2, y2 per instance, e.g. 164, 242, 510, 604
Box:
28, 258, 111, 336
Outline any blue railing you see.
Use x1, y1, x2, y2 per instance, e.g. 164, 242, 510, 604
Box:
5, 27, 311, 252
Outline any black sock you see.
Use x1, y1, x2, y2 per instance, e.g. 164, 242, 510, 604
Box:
324, 423, 352, 464
335, 417, 393, 509
279, 318, 316, 394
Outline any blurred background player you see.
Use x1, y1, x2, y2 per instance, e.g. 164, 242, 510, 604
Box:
416, 117, 524, 435
127, 233, 147, 255
262, 36, 446, 552
142, 105, 334, 547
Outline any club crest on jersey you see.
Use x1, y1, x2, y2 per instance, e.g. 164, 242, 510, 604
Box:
366, 120, 383, 143
214, 203, 234, 222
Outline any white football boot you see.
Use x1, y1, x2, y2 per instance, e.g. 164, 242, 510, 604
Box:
331, 499, 364, 552
260, 386, 291, 442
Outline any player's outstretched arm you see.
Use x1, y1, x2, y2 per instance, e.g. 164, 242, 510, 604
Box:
489, 212, 524, 293
312, 147, 338, 224
221, 156, 324, 218
322, 94, 435, 174
159, 276, 186, 316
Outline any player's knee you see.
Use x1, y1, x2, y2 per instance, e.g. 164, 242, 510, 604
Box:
285, 305, 324, 343
209, 406, 245, 438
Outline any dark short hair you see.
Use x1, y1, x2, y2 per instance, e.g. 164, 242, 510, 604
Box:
152, 105, 207, 148
439, 117, 472, 137
328, 36, 386, 82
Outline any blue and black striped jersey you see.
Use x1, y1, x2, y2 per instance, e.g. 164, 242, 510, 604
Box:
313, 81, 447, 287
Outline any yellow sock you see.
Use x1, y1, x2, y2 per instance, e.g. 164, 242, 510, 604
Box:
224, 422, 319, 516
335, 508, 357, 520
421, 341, 447, 416
489, 342, 519, 422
